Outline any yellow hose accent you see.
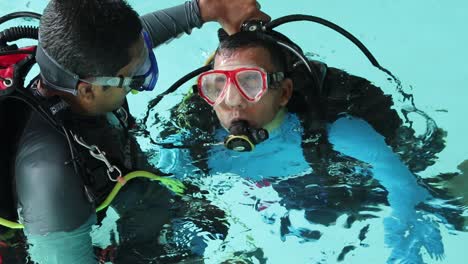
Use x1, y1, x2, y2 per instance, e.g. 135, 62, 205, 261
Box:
0, 217, 23, 229
224, 135, 255, 151
96, 171, 186, 212
0, 171, 185, 229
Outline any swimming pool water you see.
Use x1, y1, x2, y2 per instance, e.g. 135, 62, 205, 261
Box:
1, 0, 467, 263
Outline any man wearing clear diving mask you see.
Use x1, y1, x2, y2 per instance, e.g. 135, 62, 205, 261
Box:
8, 0, 268, 263
153, 29, 446, 263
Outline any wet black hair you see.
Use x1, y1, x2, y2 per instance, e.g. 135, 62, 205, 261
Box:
39, 0, 142, 78
215, 31, 290, 72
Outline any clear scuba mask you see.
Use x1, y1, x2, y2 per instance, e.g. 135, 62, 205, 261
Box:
35, 31, 159, 95
197, 66, 285, 106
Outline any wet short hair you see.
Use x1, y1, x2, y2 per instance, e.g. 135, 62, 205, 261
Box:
39, 0, 142, 78
215, 31, 289, 72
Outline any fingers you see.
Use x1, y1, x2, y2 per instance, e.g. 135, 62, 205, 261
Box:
243, 1, 271, 23
198, 0, 271, 34
255, 10, 271, 23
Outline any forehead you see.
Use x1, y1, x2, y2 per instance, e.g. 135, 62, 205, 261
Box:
214, 46, 275, 71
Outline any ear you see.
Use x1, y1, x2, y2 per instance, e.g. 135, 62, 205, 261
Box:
76, 82, 96, 106
279, 78, 293, 107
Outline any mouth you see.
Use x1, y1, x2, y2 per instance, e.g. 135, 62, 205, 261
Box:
228, 119, 251, 135
226, 111, 256, 128
230, 117, 252, 127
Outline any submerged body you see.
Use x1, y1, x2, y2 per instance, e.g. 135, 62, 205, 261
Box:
159, 111, 444, 263
153, 29, 446, 262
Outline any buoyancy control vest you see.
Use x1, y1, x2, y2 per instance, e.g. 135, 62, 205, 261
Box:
0, 11, 184, 231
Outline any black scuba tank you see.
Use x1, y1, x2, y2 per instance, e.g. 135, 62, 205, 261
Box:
0, 11, 42, 227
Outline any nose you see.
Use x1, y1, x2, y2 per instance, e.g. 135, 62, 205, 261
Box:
223, 82, 246, 109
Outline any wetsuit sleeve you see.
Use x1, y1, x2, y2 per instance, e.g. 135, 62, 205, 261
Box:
15, 113, 93, 234
326, 116, 429, 201
140, 0, 204, 47
14, 113, 96, 262
327, 117, 444, 260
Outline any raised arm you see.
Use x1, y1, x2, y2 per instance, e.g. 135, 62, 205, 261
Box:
140, 0, 269, 47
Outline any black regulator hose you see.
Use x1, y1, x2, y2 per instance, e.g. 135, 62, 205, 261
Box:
266, 14, 413, 104
0, 11, 41, 52
142, 64, 213, 126
266, 15, 381, 68
0, 26, 39, 46
0, 11, 41, 25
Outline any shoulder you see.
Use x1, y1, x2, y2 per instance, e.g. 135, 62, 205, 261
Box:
323, 67, 402, 141
15, 111, 71, 174
14, 112, 93, 234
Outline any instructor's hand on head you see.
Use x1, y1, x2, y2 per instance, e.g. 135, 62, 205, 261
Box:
198, 0, 270, 35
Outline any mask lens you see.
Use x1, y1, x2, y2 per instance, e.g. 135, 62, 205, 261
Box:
129, 56, 152, 90
200, 73, 227, 104
235, 69, 264, 100
134, 55, 152, 76
130, 31, 159, 91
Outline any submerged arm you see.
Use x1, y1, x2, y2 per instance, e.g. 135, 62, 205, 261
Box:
327, 116, 443, 262
327, 116, 429, 206
15, 115, 96, 263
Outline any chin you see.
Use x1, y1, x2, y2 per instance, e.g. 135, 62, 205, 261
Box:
111, 100, 126, 112
100, 105, 121, 114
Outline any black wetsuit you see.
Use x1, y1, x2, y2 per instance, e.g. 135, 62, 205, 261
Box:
8, 1, 204, 263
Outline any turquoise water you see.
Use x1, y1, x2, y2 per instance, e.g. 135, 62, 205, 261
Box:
1, 0, 468, 263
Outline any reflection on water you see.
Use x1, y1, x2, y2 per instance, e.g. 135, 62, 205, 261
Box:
145, 151, 465, 264
1, 117, 467, 264
1, 84, 467, 264
127, 89, 466, 264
